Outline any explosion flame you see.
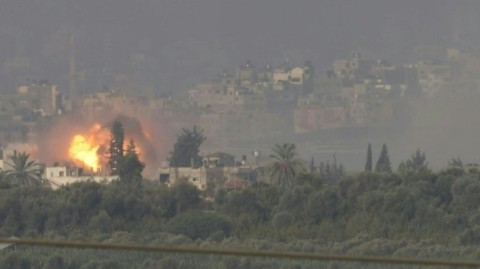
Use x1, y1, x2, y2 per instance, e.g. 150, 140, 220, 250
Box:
69, 135, 100, 171
68, 123, 109, 172
68, 120, 150, 173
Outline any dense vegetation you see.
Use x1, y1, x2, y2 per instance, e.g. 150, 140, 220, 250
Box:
0, 158, 480, 268
169, 126, 206, 168
0, 128, 477, 268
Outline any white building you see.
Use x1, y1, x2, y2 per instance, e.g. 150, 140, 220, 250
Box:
44, 165, 118, 189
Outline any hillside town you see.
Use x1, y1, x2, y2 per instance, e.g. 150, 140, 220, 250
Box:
0, 47, 479, 189
6, 2, 480, 267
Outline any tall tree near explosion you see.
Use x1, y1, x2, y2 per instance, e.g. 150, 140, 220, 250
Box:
5, 150, 42, 185
118, 139, 144, 183
108, 120, 125, 175
268, 143, 305, 188
169, 126, 206, 167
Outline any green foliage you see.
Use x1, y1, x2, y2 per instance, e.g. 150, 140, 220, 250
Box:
5, 149, 480, 267
451, 175, 480, 212
108, 120, 125, 175
295, 173, 324, 189
88, 210, 112, 234
458, 225, 480, 245
158, 257, 179, 269
375, 144, 392, 173
215, 189, 268, 234
1, 253, 31, 269
165, 211, 232, 240
42, 254, 66, 269
268, 143, 305, 187
5, 151, 42, 186
398, 149, 429, 176
309, 157, 315, 173
106, 120, 144, 182
434, 174, 455, 204
365, 143, 372, 172
169, 126, 206, 167
171, 181, 201, 214
274, 186, 312, 221
272, 211, 294, 230
306, 186, 341, 225
382, 187, 416, 223
449, 157, 463, 168
318, 160, 345, 182
117, 139, 144, 183
81, 259, 123, 269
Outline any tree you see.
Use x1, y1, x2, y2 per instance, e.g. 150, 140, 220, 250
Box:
171, 181, 201, 213
107, 120, 143, 181
169, 126, 206, 167
365, 143, 373, 172
108, 120, 125, 175
309, 156, 316, 173
407, 149, 427, 170
398, 148, 429, 175
165, 211, 232, 240
449, 157, 463, 168
272, 211, 294, 230
117, 139, 144, 183
267, 143, 305, 187
375, 144, 392, 173
5, 151, 42, 185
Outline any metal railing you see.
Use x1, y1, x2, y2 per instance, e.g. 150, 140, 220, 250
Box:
0, 238, 479, 268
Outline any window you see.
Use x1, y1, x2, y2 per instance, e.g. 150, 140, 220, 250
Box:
59, 171, 65, 177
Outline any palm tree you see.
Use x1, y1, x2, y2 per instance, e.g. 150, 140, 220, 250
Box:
267, 143, 305, 187
5, 151, 42, 185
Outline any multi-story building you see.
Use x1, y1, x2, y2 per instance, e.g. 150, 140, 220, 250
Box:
158, 152, 256, 190
17, 81, 61, 116
78, 91, 168, 121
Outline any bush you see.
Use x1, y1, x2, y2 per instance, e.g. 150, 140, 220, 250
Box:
1, 253, 31, 269
165, 211, 232, 240
272, 211, 294, 230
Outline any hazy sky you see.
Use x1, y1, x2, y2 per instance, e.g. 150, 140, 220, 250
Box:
3, 1, 480, 170
0, 1, 478, 93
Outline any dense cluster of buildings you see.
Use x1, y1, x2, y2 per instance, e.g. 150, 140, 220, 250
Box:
0, 145, 267, 190
0, 47, 479, 189
158, 151, 268, 190
189, 54, 419, 139
1, 48, 476, 148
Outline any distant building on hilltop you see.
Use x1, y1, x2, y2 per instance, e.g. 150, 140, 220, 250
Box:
17, 81, 61, 116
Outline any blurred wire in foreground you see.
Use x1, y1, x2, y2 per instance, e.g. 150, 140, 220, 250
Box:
0, 238, 479, 267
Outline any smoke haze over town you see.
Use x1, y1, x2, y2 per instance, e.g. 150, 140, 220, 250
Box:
1, 1, 480, 171
5, 2, 480, 267
1, 1, 476, 91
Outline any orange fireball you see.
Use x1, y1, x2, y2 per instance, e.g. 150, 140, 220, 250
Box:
68, 123, 109, 172
68, 122, 147, 173
69, 135, 100, 171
